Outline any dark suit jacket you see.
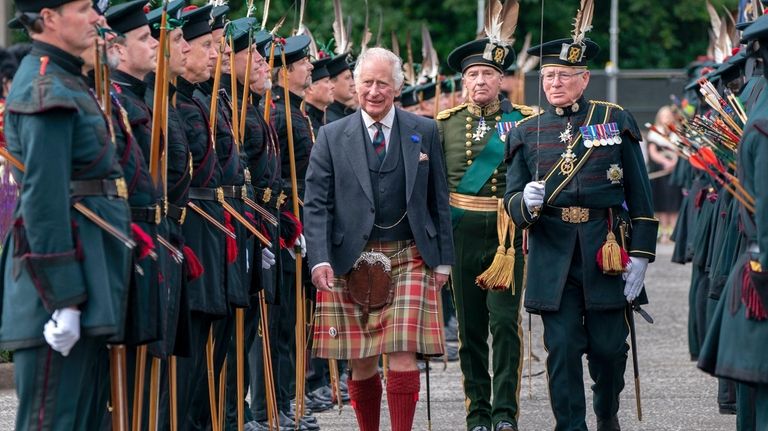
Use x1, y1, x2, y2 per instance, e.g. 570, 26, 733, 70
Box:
304, 108, 454, 275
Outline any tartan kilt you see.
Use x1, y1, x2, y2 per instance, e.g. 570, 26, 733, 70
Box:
311, 240, 445, 360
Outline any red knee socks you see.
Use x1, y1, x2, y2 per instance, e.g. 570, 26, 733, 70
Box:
348, 373, 382, 431
386, 370, 421, 431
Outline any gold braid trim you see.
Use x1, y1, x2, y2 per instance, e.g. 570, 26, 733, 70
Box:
589, 100, 624, 111
436, 103, 468, 121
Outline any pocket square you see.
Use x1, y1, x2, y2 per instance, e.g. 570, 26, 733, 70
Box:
419, 152, 429, 162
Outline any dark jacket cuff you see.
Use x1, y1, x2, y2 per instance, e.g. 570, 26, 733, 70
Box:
628, 217, 659, 263
507, 192, 538, 229
20, 249, 86, 312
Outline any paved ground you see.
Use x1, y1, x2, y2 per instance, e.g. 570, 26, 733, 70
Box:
0, 243, 738, 430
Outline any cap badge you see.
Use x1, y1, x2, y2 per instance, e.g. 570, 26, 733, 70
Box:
560, 42, 585, 64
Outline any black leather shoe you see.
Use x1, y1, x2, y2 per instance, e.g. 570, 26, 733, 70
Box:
470, 426, 490, 431
596, 416, 621, 431
305, 394, 334, 413
495, 420, 518, 431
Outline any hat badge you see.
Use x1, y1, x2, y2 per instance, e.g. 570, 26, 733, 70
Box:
560, 42, 585, 64
483, 43, 508, 65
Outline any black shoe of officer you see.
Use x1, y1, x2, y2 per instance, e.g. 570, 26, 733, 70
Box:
495, 420, 518, 431
470, 426, 490, 431
596, 416, 621, 431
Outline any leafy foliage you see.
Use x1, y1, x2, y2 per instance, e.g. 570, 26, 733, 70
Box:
8, 1, 740, 68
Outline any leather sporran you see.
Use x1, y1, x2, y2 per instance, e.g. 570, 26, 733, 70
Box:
347, 251, 394, 324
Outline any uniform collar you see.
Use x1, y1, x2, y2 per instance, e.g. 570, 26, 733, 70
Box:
111, 69, 147, 99
467, 97, 500, 117
30, 41, 84, 76
273, 85, 305, 109
175, 76, 197, 98
550, 96, 587, 117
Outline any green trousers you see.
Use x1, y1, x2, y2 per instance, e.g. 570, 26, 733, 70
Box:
540, 269, 629, 431
757, 384, 768, 431
13, 337, 103, 431
453, 210, 524, 430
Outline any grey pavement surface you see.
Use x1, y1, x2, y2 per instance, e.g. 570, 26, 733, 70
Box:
0, 243, 737, 430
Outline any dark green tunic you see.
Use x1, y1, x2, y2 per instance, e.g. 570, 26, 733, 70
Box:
0, 41, 131, 431
437, 98, 528, 430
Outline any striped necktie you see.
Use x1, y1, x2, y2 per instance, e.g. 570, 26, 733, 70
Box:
372, 122, 386, 160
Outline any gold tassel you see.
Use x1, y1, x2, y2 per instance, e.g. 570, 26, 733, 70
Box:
476, 200, 516, 291
599, 231, 624, 275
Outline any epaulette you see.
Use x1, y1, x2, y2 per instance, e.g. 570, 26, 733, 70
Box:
589, 100, 624, 111
511, 103, 536, 117
515, 109, 542, 126
436, 103, 467, 121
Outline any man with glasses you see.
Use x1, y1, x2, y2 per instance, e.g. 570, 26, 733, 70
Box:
503, 25, 657, 431
437, 36, 536, 431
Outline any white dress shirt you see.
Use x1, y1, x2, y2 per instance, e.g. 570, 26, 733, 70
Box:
361, 106, 396, 151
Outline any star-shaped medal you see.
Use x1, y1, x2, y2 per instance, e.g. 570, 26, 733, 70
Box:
559, 122, 573, 144
473, 118, 491, 141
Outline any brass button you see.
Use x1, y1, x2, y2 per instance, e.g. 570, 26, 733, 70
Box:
491, 185, 497, 192
465, 132, 472, 139
494, 169, 499, 175
495, 116, 501, 121
466, 117, 472, 122
491, 178, 498, 184
466, 150, 472, 157
491, 195, 497, 199
465, 124, 472, 130
467, 160, 473, 166
465, 141, 472, 147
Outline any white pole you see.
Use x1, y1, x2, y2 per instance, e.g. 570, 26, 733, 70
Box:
607, 0, 619, 103
477, 0, 486, 36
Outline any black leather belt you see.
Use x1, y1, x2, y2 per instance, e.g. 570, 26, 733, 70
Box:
543, 206, 608, 224
167, 203, 187, 224
255, 186, 287, 209
71, 178, 128, 199
131, 205, 162, 225
188, 187, 223, 202
221, 185, 247, 200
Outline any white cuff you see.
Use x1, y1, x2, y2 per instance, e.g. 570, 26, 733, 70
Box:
311, 262, 331, 273
434, 265, 451, 275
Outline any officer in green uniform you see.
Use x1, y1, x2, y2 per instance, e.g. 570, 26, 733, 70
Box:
0, 1, 132, 429
699, 15, 768, 431
438, 35, 531, 431
503, 21, 657, 431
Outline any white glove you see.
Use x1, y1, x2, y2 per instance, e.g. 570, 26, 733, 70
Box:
622, 257, 649, 302
288, 234, 307, 260
523, 181, 545, 213
43, 308, 81, 357
261, 247, 276, 269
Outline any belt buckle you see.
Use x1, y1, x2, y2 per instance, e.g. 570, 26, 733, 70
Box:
216, 187, 225, 204
154, 205, 161, 225
241, 185, 248, 200
115, 178, 128, 199
561, 206, 589, 224
277, 192, 287, 207
179, 207, 187, 225
262, 188, 272, 204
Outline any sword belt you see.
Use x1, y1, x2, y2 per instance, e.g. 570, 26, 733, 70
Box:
543, 205, 608, 224
70, 178, 128, 200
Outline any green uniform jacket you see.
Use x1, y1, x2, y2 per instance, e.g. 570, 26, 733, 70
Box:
437, 99, 527, 202
0, 42, 131, 349
504, 98, 658, 311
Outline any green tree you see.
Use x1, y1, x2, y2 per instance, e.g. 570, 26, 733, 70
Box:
13, 0, 739, 69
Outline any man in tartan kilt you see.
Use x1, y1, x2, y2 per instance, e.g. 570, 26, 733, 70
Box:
304, 47, 454, 431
